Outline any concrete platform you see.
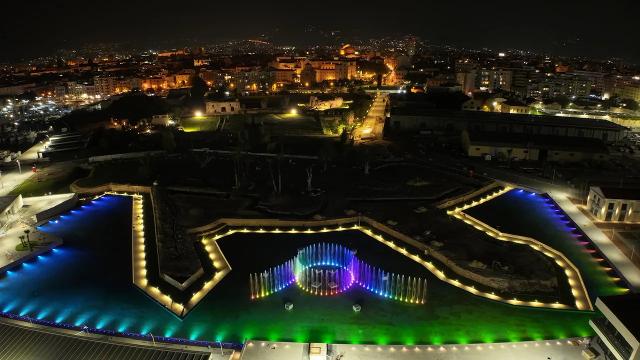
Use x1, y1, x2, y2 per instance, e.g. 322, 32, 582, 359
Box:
550, 191, 640, 291
240, 339, 591, 360
0, 194, 76, 271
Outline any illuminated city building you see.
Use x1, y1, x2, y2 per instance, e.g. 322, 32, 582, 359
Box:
205, 100, 241, 115
587, 187, 640, 223
269, 57, 357, 84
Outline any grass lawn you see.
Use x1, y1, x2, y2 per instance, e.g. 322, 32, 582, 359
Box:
180, 116, 220, 132
14, 240, 50, 251
9, 166, 90, 197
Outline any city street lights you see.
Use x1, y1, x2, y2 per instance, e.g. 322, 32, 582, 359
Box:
16, 159, 21, 174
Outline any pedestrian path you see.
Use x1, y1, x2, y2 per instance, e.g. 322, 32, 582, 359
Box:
549, 191, 640, 291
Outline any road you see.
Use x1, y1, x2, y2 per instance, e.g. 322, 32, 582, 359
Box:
358, 93, 388, 140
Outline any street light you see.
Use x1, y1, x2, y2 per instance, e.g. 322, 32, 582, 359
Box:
16, 159, 21, 174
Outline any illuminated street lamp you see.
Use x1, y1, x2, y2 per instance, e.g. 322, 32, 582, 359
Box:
194, 110, 203, 117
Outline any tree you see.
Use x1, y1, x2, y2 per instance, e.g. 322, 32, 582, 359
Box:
231, 130, 252, 189
138, 156, 153, 182
161, 129, 177, 152
621, 98, 639, 111
266, 145, 284, 194
552, 95, 571, 109
24, 229, 32, 252
106, 94, 170, 122
190, 76, 209, 103
306, 166, 313, 192
18, 235, 26, 249
340, 128, 349, 145
318, 141, 337, 172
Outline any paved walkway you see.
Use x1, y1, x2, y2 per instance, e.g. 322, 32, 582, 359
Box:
0, 194, 74, 270
240, 339, 590, 360
17, 141, 46, 164
0, 222, 58, 270
0, 168, 34, 196
549, 191, 640, 291
358, 93, 387, 140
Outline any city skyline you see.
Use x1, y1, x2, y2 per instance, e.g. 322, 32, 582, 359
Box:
1, 1, 640, 359
2, 0, 640, 62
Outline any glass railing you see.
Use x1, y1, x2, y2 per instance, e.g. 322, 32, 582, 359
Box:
593, 317, 632, 359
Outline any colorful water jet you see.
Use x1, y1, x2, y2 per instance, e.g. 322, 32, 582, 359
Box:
249, 243, 428, 304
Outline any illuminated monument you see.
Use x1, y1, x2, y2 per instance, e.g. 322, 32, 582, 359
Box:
249, 243, 428, 304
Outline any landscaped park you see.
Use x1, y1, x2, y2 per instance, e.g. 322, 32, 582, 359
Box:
0, 155, 630, 347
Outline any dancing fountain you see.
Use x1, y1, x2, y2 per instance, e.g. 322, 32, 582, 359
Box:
249, 243, 427, 304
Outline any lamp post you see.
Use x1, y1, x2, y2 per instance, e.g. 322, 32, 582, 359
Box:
16, 159, 21, 174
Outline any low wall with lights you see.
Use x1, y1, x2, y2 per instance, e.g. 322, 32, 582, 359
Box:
124, 192, 231, 318
437, 181, 503, 210
446, 186, 593, 311
99, 187, 593, 316
191, 214, 584, 311
73, 186, 225, 317
0, 194, 240, 349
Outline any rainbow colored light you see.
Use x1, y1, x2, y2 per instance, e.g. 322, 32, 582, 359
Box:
250, 243, 427, 304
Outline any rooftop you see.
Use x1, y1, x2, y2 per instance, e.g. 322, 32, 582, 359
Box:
391, 108, 629, 131
467, 132, 608, 153
595, 187, 640, 200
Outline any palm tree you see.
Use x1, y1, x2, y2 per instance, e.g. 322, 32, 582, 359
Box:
24, 229, 32, 252
18, 235, 26, 250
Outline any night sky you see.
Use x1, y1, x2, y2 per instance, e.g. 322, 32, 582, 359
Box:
2, 0, 639, 62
